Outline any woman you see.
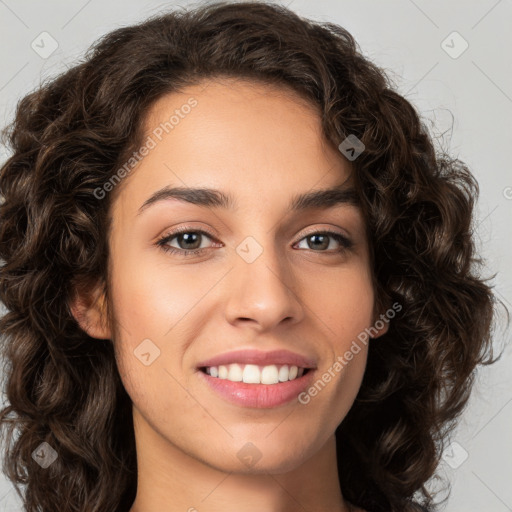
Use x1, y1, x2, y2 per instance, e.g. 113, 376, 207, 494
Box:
0, 2, 504, 511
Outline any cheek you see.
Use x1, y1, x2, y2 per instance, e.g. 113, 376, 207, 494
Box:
307, 261, 375, 343
108, 249, 214, 341
302, 263, 373, 407
107, 250, 223, 399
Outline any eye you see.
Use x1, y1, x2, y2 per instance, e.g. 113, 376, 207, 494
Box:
156, 227, 353, 258
295, 229, 353, 253
156, 227, 219, 257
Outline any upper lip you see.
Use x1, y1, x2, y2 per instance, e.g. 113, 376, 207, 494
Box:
196, 349, 317, 369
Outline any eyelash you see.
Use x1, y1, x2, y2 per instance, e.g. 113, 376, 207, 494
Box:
156, 225, 354, 258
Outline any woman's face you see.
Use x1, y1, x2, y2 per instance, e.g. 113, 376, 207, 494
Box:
101, 78, 386, 474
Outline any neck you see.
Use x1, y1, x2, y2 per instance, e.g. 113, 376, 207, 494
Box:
128, 407, 352, 512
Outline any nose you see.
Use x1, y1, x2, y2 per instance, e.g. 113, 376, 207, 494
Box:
224, 244, 305, 332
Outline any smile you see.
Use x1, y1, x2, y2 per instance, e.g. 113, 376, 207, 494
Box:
200, 363, 309, 384
197, 365, 315, 408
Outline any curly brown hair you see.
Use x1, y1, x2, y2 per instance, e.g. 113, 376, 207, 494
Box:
0, 2, 507, 511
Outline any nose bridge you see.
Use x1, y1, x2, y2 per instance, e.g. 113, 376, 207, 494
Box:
224, 234, 304, 330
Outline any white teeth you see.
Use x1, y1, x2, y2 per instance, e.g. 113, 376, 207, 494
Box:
278, 365, 289, 382
204, 363, 306, 384
260, 365, 279, 384
242, 364, 261, 384
218, 365, 228, 379
227, 363, 243, 382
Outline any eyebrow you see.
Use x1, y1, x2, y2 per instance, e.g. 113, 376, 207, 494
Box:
137, 184, 360, 215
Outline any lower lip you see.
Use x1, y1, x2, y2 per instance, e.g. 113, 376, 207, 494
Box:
197, 368, 316, 408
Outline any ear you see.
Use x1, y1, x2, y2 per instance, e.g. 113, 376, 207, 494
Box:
69, 279, 111, 340
371, 316, 389, 339
369, 301, 392, 340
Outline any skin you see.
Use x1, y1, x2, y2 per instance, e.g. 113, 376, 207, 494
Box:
71, 77, 388, 512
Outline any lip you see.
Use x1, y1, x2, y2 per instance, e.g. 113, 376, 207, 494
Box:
197, 366, 316, 408
196, 349, 317, 370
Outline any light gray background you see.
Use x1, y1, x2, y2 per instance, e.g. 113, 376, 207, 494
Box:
0, 0, 511, 510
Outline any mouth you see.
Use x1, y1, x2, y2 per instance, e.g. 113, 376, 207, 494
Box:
196, 363, 316, 409
198, 363, 312, 384
195, 348, 317, 408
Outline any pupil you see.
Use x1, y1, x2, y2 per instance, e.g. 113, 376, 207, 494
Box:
180, 233, 200, 250
309, 234, 328, 250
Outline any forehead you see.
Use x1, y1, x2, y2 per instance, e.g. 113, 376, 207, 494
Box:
145, 76, 322, 128
111, 77, 356, 217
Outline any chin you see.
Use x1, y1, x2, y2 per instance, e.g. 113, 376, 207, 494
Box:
199, 436, 318, 475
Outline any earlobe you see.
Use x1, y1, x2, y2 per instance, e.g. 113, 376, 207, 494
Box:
371, 311, 391, 340
374, 320, 389, 339
69, 281, 111, 340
